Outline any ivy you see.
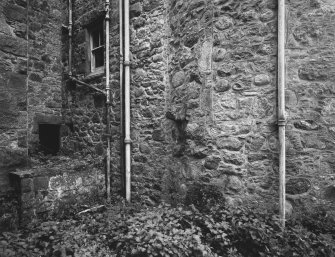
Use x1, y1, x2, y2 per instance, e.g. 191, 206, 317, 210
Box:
0, 200, 334, 257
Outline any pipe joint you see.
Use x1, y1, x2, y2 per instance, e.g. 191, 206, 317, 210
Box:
124, 61, 131, 66
124, 138, 132, 144
105, 3, 110, 18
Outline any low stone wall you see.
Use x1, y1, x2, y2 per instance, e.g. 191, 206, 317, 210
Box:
10, 157, 105, 225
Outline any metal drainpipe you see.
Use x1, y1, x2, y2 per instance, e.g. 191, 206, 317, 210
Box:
119, 0, 125, 197
278, 0, 286, 229
68, 0, 72, 76
124, 0, 131, 202
105, 0, 111, 203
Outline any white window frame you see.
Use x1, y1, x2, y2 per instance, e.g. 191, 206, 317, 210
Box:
86, 20, 105, 76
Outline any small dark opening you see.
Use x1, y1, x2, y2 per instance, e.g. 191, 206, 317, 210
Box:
39, 124, 60, 155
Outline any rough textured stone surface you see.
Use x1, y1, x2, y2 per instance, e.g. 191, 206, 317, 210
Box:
10, 157, 104, 224
27, 0, 64, 153
0, 0, 334, 212
165, 0, 278, 200
285, 0, 335, 203
0, 0, 28, 194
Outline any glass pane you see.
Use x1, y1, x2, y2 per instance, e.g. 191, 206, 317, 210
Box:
92, 29, 100, 48
99, 27, 104, 45
94, 48, 104, 68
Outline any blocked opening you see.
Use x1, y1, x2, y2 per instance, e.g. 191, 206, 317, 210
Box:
39, 124, 60, 155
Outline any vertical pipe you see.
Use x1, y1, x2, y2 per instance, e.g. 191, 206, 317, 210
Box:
26, 0, 30, 162
68, 0, 72, 76
278, 0, 286, 229
124, 0, 131, 202
105, 0, 111, 203
119, 0, 125, 197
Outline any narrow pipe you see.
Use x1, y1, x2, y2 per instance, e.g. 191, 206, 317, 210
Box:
70, 77, 106, 95
124, 0, 131, 202
278, 0, 286, 229
119, 0, 125, 197
68, 0, 72, 76
26, 0, 30, 162
105, 0, 111, 203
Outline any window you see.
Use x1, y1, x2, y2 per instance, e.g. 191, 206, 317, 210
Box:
87, 20, 104, 75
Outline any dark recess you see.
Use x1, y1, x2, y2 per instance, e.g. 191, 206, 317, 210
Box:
39, 124, 61, 155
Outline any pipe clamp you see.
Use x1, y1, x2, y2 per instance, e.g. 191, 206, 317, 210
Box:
277, 119, 286, 126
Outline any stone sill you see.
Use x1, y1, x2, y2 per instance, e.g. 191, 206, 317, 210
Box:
84, 69, 105, 81
10, 157, 94, 179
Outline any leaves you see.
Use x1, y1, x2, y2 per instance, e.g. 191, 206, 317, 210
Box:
0, 199, 334, 257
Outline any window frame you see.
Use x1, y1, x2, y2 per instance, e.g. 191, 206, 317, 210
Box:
86, 19, 105, 76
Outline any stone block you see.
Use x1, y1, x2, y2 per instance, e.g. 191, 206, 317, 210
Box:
0, 148, 27, 169
254, 74, 271, 86
152, 129, 164, 141
216, 137, 242, 151
324, 185, 335, 201
21, 192, 35, 209
227, 176, 243, 192
4, 4, 26, 23
215, 16, 233, 30
199, 41, 211, 71
222, 152, 244, 166
28, 73, 42, 82
139, 143, 151, 154
0, 34, 26, 57
33, 176, 49, 191
130, 3, 142, 18
204, 156, 221, 170
21, 178, 33, 193
298, 63, 329, 81
293, 120, 319, 131
171, 71, 185, 88
214, 79, 230, 92
212, 48, 226, 62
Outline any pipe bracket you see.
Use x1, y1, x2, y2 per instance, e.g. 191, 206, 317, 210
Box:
277, 118, 286, 126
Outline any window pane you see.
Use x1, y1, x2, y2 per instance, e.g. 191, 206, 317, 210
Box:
94, 48, 104, 68
92, 29, 100, 48
99, 27, 104, 45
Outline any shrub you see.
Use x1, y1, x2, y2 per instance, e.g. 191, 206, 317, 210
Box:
184, 182, 224, 212
108, 204, 215, 257
1, 196, 334, 257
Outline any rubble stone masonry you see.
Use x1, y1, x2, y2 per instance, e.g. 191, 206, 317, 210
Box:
0, 0, 28, 194
0, 0, 335, 212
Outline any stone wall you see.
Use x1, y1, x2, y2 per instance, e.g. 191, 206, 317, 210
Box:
128, 0, 170, 202
27, 0, 65, 153
10, 157, 105, 224
286, 0, 335, 201
63, 0, 171, 202
163, 0, 278, 204
0, 0, 65, 194
110, 0, 335, 205
61, 0, 119, 160
1, 0, 335, 208
0, 0, 28, 194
